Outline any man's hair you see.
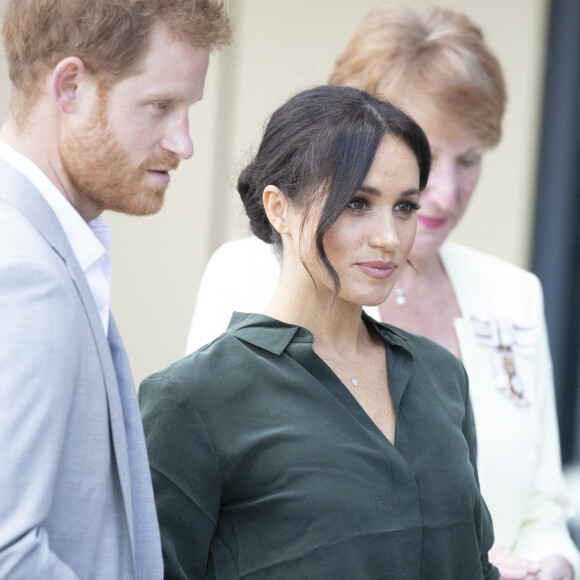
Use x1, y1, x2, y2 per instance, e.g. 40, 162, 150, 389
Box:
3, 0, 231, 110
329, 3, 506, 147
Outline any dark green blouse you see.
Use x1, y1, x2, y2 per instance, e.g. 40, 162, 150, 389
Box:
139, 312, 499, 580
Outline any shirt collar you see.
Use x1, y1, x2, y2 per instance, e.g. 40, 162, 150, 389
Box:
226, 311, 409, 356
0, 139, 111, 273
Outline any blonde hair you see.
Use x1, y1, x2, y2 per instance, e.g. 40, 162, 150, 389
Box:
329, 3, 506, 146
3, 0, 231, 113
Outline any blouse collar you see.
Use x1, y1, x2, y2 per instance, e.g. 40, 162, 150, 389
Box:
225, 311, 409, 356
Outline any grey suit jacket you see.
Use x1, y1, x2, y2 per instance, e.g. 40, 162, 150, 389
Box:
0, 160, 162, 579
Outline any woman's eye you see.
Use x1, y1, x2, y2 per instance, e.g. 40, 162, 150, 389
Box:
395, 201, 421, 216
458, 155, 480, 169
153, 101, 170, 112
347, 198, 369, 212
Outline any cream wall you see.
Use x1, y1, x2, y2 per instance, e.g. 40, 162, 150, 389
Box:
0, 0, 549, 385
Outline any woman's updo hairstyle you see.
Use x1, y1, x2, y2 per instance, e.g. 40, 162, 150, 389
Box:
238, 85, 430, 291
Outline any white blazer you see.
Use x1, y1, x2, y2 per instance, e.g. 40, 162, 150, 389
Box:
187, 235, 579, 575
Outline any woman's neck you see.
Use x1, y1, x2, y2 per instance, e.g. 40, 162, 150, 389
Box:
378, 245, 463, 359
263, 265, 368, 358
400, 246, 441, 284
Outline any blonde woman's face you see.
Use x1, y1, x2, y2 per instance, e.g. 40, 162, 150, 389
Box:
402, 105, 489, 260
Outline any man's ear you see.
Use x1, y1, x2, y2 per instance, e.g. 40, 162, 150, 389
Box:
52, 57, 89, 113
263, 185, 290, 235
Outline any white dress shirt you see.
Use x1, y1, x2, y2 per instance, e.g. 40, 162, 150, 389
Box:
0, 140, 112, 334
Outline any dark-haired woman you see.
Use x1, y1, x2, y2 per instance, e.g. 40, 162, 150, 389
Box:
139, 86, 499, 580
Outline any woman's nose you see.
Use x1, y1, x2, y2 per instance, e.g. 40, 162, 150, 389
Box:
369, 212, 400, 250
425, 162, 459, 211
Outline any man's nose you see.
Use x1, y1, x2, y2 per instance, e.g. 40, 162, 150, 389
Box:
161, 114, 194, 160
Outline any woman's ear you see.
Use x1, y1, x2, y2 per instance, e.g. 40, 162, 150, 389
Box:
52, 57, 89, 114
263, 185, 290, 235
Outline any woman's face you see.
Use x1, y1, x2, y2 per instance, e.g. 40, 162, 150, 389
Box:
403, 105, 489, 261
294, 136, 421, 308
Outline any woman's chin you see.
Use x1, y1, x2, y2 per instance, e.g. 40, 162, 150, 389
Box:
356, 291, 393, 309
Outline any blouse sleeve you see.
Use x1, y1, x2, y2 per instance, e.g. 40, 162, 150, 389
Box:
139, 374, 223, 579
511, 279, 580, 576
462, 373, 500, 580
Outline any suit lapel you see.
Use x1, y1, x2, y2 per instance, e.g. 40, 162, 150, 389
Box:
108, 317, 163, 578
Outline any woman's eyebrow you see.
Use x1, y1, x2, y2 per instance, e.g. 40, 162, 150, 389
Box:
358, 185, 381, 196
358, 185, 421, 196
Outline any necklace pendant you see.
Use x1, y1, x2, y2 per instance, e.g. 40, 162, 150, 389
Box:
351, 378, 358, 387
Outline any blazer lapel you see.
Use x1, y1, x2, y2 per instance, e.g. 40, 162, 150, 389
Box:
438, 241, 488, 379
108, 317, 163, 578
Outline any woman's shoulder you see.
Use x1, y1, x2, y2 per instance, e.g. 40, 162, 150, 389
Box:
371, 316, 465, 372
143, 313, 299, 403
149, 330, 251, 386
373, 319, 470, 406
440, 241, 544, 317
142, 333, 235, 395
441, 241, 539, 286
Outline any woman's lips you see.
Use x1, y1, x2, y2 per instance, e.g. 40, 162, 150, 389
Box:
357, 261, 397, 279
417, 214, 448, 229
